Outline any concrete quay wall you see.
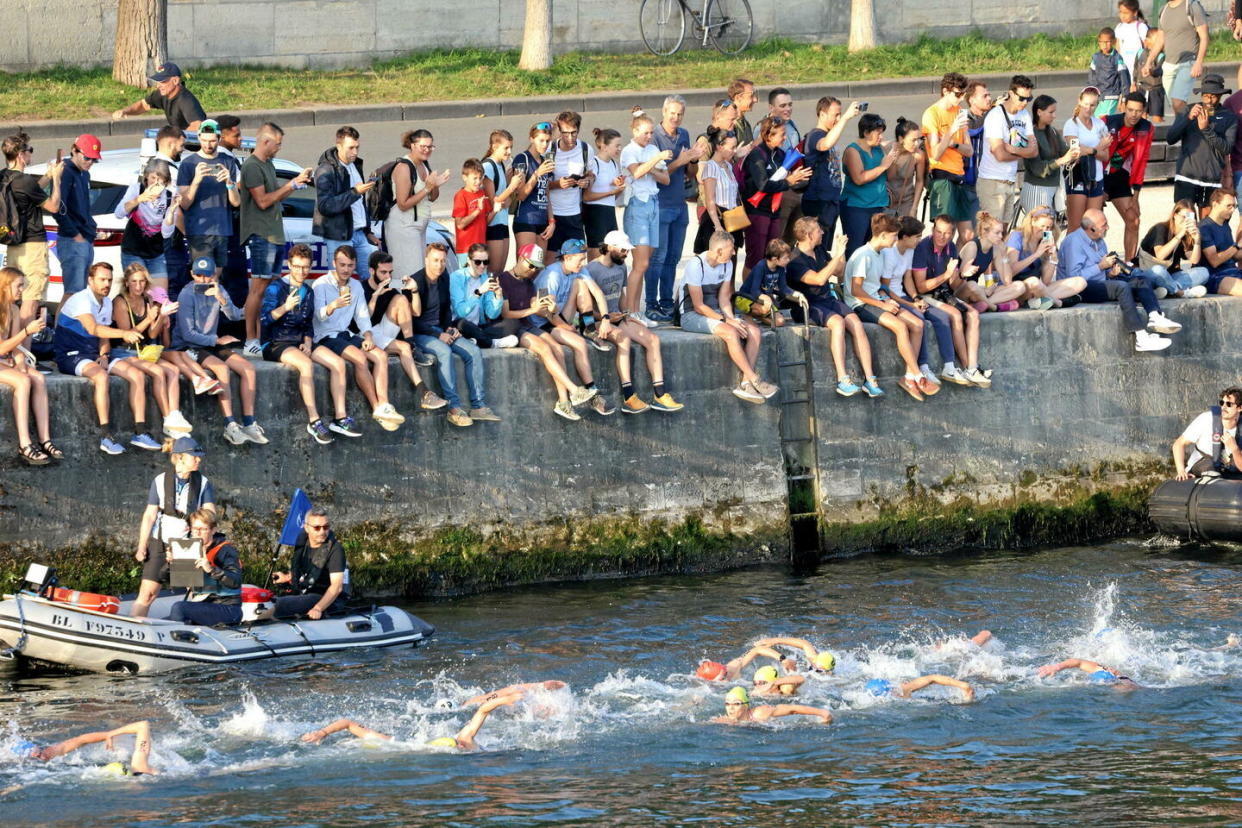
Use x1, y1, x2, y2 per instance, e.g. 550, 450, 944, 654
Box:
1, 296, 1235, 554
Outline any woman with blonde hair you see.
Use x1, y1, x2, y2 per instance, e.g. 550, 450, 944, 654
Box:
1140, 199, 1211, 298
1005, 207, 1086, 308
510, 122, 558, 261
957, 211, 1029, 312
0, 267, 59, 464
1063, 87, 1111, 232
112, 263, 193, 436
620, 108, 673, 323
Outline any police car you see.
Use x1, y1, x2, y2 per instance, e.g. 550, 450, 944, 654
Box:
4, 130, 453, 303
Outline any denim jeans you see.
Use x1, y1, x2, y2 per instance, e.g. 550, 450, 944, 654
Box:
904, 304, 957, 365
57, 235, 95, 295
324, 229, 377, 271
168, 601, 242, 626
648, 204, 688, 309
1080, 274, 1160, 332
413, 333, 485, 409
840, 205, 882, 259
1147, 265, 1210, 295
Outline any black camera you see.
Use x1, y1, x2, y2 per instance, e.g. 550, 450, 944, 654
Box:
1108, 252, 1133, 276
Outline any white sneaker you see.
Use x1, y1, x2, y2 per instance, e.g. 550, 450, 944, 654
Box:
493, 335, 520, 349
635, 311, 661, 328
372, 403, 405, 430
920, 365, 942, 387
240, 422, 269, 444
243, 339, 262, 358
1146, 311, 1182, 335
379, 402, 406, 424
1135, 330, 1172, 352
223, 421, 248, 445
1184, 285, 1208, 299
939, 366, 972, 386
1153, 286, 1168, 299
162, 410, 193, 436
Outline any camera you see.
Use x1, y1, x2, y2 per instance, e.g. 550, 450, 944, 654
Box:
1108, 251, 1133, 276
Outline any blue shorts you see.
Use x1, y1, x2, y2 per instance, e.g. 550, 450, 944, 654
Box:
316, 332, 363, 356
1066, 178, 1105, 198
246, 235, 286, 279
623, 197, 660, 248
120, 252, 168, 278
54, 352, 98, 376
187, 235, 229, 268
852, 304, 890, 325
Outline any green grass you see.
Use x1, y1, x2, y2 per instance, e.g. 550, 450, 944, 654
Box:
4, 30, 1239, 124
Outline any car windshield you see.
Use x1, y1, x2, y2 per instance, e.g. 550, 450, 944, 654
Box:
90, 181, 127, 216
277, 171, 316, 220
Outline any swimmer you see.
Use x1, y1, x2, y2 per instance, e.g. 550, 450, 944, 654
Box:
751, 665, 805, 697
710, 686, 832, 725
462, 680, 567, 707
11, 720, 159, 775
1036, 658, 1139, 689
864, 675, 975, 702
752, 636, 838, 673
301, 691, 522, 752
933, 629, 994, 651
697, 645, 789, 681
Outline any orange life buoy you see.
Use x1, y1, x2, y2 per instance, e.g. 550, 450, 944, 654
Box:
50, 587, 120, 614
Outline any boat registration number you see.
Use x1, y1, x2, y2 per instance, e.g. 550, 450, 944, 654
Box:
52, 613, 147, 641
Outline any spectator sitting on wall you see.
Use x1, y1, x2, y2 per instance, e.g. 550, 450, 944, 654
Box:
0, 266, 60, 465
735, 238, 802, 329
1196, 188, 1242, 295
1140, 199, 1210, 298
361, 250, 448, 410
909, 215, 990, 387
957, 211, 1033, 312
1005, 207, 1086, 308
882, 216, 954, 393
448, 244, 520, 349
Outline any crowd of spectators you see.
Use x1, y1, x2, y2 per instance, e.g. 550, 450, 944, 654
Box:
4, 24, 1242, 460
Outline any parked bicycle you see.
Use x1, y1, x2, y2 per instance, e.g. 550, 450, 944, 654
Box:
639, 0, 754, 56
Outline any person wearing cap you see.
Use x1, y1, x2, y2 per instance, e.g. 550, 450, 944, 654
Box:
173, 255, 269, 446
11, 720, 159, 776
499, 243, 598, 421
710, 686, 832, 726
132, 434, 216, 617
1, 132, 63, 310
176, 119, 241, 281
111, 62, 205, 132
1036, 658, 1139, 689
696, 645, 792, 683
1167, 74, 1238, 213
165, 507, 243, 626
751, 665, 805, 697
301, 689, 525, 752
313, 126, 380, 269
864, 674, 975, 702
752, 636, 838, 674
584, 230, 683, 414
534, 238, 614, 417
55, 133, 103, 296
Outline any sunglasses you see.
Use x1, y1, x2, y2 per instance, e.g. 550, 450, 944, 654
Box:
307, 523, 330, 531
535, 122, 552, 131
471, 258, 488, 265
715, 99, 735, 109
1014, 94, 1033, 102
1222, 400, 1239, 407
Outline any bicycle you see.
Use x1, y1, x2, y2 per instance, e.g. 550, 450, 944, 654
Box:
639, 0, 754, 57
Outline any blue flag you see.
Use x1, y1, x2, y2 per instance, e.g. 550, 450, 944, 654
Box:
278, 489, 312, 545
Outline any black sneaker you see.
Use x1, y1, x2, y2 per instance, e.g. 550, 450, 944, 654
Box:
306, 418, 333, 444
1060, 295, 1083, 308
329, 416, 363, 437
412, 347, 435, 367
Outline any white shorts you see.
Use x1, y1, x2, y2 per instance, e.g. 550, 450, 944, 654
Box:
371, 317, 402, 351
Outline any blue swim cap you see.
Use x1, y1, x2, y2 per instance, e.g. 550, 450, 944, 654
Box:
865, 678, 892, 697
10, 739, 36, 758
1088, 669, 1116, 683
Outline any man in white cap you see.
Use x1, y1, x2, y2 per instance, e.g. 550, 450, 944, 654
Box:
112, 62, 205, 131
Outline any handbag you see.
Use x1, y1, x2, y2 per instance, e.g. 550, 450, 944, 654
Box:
139, 344, 165, 362
722, 205, 751, 233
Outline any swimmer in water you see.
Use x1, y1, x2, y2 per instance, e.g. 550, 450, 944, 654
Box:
751, 665, 805, 697
697, 645, 790, 681
864, 675, 975, 702
462, 680, 567, 707
10, 720, 159, 775
752, 637, 838, 673
1036, 658, 1139, 689
300, 691, 522, 752
710, 686, 832, 725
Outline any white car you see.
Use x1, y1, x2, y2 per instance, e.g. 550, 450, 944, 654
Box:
3, 131, 453, 303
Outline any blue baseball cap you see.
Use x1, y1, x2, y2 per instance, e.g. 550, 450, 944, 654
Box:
192, 257, 216, 276
149, 62, 183, 82
172, 436, 204, 456
559, 238, 588, 256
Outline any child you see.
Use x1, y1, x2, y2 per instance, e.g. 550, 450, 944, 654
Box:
1115, 1, 1149, 85
452, 158, 492, 257
736, 239, 802, 328
1135, 28, 1166, 123
1088, 27, 1132, 116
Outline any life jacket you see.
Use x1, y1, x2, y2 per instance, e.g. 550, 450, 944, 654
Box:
192, 537, 241, 601
290, 533, 351, 598
1210, 406, 1239, 472
159, 470, 203, 542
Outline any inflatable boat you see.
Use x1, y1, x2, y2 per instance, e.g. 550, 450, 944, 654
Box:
0, 578, 435, 674
1148, 476, 1242, 542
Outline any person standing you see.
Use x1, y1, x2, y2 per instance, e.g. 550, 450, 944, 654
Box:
977, 76, 1038, 227
768, 87, 806, 244
840, 114, 895, 258
239, 122, 310, 357
1103, 93, 1155, 261
1021, 95, 1078, 217
744, 116, 813, 268
546, 110, 593, 261
111, 62, 205, 131
114, 160, 179, 297
1167, 75, 1237, 214
56, 134, 103, 298
620, 111, 673, 325
1, 132, 62, 311
729, 78, 759, 148
648, 95, 702, 321
480, 129, 523, 275
1063, 87, 1112, 233
386, 129, 451, 278
176, 121, 240, 281
803, 97, 857, 256
921, 73, 974, 244
313, 126, 381, 267
1148, 0, 1210, 116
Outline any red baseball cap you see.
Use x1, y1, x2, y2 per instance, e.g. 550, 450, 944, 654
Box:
74, 134, 103, 160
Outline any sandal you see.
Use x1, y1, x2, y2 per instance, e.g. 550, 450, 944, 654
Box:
40, 440, 64, 461
19, 443, 51, 466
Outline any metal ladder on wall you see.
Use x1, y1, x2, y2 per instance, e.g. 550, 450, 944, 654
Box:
770, 308, 823, 559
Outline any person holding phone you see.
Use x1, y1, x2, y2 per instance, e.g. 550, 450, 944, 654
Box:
111, 263, 192, 437
116, 159, 180, 299
313, 126, 382, 269
0, 267, 60, 465
1, 132, 63, 310
1020, 95, 1079, 217
449, 244, 519, 349
1006, 207, 1086, 308
176, 120, 240, 281
510, 122, 558, 262
360, 250, 447, 411
1140, 199, 1210, 297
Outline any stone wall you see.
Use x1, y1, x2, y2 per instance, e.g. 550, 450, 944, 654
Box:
4, 0, 1231, 73
1, 296, 1236, 552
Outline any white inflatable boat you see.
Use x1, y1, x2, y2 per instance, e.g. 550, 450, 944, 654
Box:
0, 580, 435, 674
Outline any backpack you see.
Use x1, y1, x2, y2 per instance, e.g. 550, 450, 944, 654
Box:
366, 157, 416, 222
0, 172, 23, 246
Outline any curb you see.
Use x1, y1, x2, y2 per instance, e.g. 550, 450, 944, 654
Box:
4, 62, 1234, 141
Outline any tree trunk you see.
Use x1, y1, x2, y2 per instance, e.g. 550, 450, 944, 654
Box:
848, 0, 877, 53
519, 0, 553, 71
113, 0, 168, 88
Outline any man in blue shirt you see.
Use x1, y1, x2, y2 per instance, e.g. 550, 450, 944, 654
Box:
1197, 188, 1242, 295
647, 95, 703, 321
56, 134, 102, 296
1056, 208, 1182, 351
176, 120, 240, 281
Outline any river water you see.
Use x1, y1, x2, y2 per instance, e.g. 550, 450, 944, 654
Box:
2, 540, 1241, 826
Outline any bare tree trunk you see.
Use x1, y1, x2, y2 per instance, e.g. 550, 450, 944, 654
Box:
848, 0, 877, 53
113, 0, 168, 87
519, 0, 553, 71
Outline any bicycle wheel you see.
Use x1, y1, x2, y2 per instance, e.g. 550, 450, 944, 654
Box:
640, 0, 687, 57
705, 0, 753, 55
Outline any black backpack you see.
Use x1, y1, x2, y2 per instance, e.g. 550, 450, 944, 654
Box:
365, 157, 416, 222
0, 171, 23, 246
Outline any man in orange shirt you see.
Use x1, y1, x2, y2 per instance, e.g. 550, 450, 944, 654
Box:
921, 73, 975, 244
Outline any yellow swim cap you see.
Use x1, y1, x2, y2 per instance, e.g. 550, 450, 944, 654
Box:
754, 665, 778, 683
101, 761, 130, 776
725, 686, 750, 705
427, 736, 458, 748
816, 652, 836, 672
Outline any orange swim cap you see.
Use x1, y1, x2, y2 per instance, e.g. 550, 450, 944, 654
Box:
697, 660, 726, 680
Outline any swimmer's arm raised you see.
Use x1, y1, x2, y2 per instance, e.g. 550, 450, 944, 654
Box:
752, 637, 819, 660
1036, 659, 1102, 677
900, 675, 974, 701
301, 718, 392, 744
457, 692, 523, 746
463, 680, 566, 707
